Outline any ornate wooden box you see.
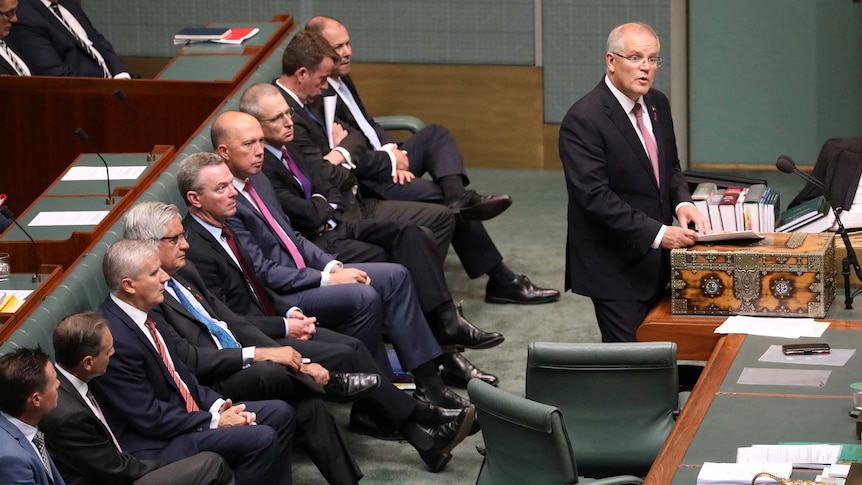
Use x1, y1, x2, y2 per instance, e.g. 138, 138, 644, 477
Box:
671, 232, 835, 317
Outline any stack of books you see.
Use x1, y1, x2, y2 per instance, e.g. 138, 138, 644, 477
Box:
692, 183, 779, 232
173, 27, 259, 45
776, 195, 833, 233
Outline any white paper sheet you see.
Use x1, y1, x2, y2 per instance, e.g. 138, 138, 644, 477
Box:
697, 462, 792, 484
61, 166, 146, 181
737, 367, 831, 386
715, 315, 829, 338
29, 211, 109, 227
737, 444, 841, 468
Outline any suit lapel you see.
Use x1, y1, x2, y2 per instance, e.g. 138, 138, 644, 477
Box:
265, 149, 303, 194
104, 299, 177, 391
37, 0, 82, 48
56, 369, 91, 413
599, 81, 659, 193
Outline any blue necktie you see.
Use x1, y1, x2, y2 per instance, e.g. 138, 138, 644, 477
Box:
167, 279, 240, 349
304, 105, 326, 134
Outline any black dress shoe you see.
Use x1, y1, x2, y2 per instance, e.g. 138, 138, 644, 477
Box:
430, 304, 504, 350
421, 405, 481, 436
439, 351, 499, 388
348, 405, 403, 441
445, 190, 512, 221
401, 406, 476, 472
324, 372, 381, 403
485, 274, 561, 305
413, 372, 471, 409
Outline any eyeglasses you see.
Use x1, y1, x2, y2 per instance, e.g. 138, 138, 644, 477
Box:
0, 7, 16, 19
259, 107, 295, 124
159, 231, 188, 245
611, 52, 662, 68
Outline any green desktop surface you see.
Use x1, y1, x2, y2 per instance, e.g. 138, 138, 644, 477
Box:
0, 273, 51, 293
156, 55, 253, 82
0, 196, 120, 242
178, 21, 282, 54
46, 153, 156, 196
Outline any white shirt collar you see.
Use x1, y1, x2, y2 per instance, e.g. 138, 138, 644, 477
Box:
275, 79, 304, 108
604, 74, 643, 115
0, 411, 37, 442
56, 365, 89, 400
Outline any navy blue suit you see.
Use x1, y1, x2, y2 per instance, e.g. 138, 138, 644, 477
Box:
92, 297, 295, 485
226, 173, 441, 374
8, 0, 127, 77
0, 414, 65, 485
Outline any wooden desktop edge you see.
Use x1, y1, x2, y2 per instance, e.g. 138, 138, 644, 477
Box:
643, 319, 862, 484
0, 264, 64, 342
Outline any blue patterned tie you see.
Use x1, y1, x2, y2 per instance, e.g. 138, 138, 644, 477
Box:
167, 279, 239, 349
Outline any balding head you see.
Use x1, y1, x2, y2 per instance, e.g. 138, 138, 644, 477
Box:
211, 110, 266, 180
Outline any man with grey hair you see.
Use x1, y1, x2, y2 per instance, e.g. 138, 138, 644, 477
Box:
42, 311, 236, 485
559, 22, 710, 342
91, 239, 296, 485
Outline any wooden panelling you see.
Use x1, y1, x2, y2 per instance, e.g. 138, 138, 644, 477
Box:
350, 63, 546, 170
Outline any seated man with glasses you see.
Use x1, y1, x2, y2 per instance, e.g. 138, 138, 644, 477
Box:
0, 0, 32, 76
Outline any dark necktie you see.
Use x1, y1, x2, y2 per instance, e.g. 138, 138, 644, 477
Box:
282, 147, 311, 199
244, 179, 306, 268
303, 105, 325, 134
0, 40, 27, 76
32, 430, 55, 483
632, 102, 660, 186
167, 279, 240, 349
143, 317, 200, 412
221, 225, 276, 316
48, 1, 110, 78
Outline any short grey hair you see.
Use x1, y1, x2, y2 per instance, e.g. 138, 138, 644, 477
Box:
607, 22, 660, 54
123, 201, 179, 240
102, 239, 160, 293
177, 152, 226, 206
239, 83, 282, 119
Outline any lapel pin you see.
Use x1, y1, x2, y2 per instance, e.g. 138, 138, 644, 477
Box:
651, 106, 658, 121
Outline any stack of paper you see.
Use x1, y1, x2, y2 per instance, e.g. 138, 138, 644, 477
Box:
715, 315, 829, 338
696, 462, 792, 484
173, 27, 231, 45
737, 444, 841, 468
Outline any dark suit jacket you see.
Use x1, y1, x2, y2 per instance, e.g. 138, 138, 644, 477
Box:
274, 83, 392, 187
227, 173, 337, 295
260, 145, 345, 235
0, 413, 65, 485
332, 75, 395, 147
559, 79, 691, 301
788, 138, 862, 210
41, 369, 158, 485
177, 221, 293, 335
8, 0, 127, 77
90, 297, 223, 457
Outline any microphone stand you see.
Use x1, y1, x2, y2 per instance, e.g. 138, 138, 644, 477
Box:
783, 163, 862, 308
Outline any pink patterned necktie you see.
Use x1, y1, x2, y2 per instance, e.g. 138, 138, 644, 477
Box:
244, 179, 306, 269
632, 102, 660, 186
144, 318, 200, 413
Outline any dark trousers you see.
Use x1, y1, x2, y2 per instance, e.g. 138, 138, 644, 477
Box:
591, 294, 662, 343
134, 451, 235, 485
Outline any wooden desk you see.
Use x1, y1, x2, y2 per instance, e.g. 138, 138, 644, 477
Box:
0, 265, 64, 338
0, 147, 175, 273
645, 322, 862, 484
637, 298, 726, 361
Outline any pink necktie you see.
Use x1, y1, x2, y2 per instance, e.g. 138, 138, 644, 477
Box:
632, 103, 660, 186
244, 180, 306, 269
144, 318, 200, 413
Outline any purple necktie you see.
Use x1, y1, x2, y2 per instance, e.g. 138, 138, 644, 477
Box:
244, 179, 306, 269
282, 147, 312, 199
632, 102, 660, 186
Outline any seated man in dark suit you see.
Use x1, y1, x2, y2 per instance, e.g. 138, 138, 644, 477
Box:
0, 0, 33, 76
209, 110, 470, 410
43, 311, 236, 485
91, 239, 295, 485
125, 200, 475, 474
0, 348, 64, 485
288, 24, 560, 305
787, 138, 862, 213
8, 0, 128, 77
239, 82, 502, 387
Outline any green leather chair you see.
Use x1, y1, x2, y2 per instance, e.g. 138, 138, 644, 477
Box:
468, 379, 644, 485
376, 115, 425, 134
525, 342, 682, 478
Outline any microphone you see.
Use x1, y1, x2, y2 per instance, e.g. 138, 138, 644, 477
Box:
0, 205, 41, 283
74, 128, 115, 205
776, 154, 862, 308
114, 88, 156, 161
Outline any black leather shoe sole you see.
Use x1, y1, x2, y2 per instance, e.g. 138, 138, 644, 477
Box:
456, 196, 512, 221
485, 291, 561, 305
324, 373, 381, 403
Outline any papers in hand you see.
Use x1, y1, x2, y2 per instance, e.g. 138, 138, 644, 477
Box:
697, 230, 765, 243
697, 462, 792, 484
715, 315, 829, 338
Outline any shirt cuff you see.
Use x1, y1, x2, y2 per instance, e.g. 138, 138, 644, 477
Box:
379, 148, 397, 176
209, 399, 226, 429
652, 225, 667, 249
320, 260, 343, 286
333, 147, 354, 169
113, 72, 131, 79
675, 201, 696, 213
241, 347, 255, 367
